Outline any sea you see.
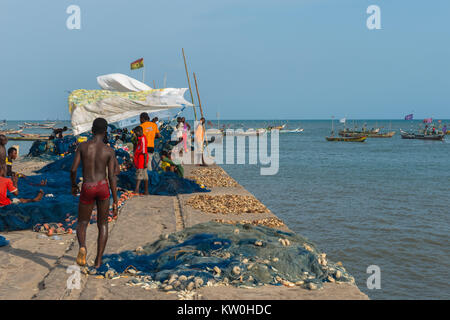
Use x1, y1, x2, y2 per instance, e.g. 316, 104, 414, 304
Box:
3, 119, 449, 300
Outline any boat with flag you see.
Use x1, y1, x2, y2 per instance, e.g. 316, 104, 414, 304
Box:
400, 130, 444, 141
326, 117, 367, 142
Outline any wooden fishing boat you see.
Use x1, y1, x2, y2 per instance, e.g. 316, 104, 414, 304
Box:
0, 129, 23, 135
341, 131, 395, 138
326, 135, 367, 142
400, 130, 444, 141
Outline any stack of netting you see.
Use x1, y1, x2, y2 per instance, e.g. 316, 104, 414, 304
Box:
28, 136, 78, 157
100, 222, 354, 290
0, 171, 78, 231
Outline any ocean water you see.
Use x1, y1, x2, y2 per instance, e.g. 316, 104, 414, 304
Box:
3, 119, 449, 299
220, 120, 450, 300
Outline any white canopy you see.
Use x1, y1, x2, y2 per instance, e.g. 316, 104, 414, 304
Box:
97, 73, 152, 92
70, 77, 192, 135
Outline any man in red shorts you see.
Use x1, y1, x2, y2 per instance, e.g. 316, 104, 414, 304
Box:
70, 118, 118, 269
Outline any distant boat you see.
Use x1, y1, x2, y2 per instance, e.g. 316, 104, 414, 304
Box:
400, 130, 444, 141
326, 117, 367, 142
326, 136, 367, 142
280, 128, 304, 133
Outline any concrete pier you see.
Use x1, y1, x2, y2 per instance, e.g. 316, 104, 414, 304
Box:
0, 162, 368, 300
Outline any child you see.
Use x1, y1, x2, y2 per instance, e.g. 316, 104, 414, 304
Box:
133, 126, 149, 195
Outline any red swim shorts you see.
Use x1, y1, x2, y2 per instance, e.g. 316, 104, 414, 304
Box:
79, 180, 110, 205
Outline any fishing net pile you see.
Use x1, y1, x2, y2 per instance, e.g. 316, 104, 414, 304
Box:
28, 136, 79, 158
1, 131, 207, 231
186, 194, 270, 214
99, 222, 355, 291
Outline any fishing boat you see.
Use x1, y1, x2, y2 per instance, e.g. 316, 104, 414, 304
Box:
0, 129, 23, 135
340, 130, 395, 138
400, 130, 444, 141
280, 128, 304, 133
267, 123, 286, 131
326, 117, 367, 142
326, 135, 367, 142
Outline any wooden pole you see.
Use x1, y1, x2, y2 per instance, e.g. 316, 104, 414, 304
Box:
153, 80, 156, 88
182, 48, 197, 121
193, 72, 204, 118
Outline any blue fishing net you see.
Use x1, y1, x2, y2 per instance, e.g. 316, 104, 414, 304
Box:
0, 235, 9, 247
100, 222, 354, 290
117, 170, 208, 196
0, 171, 79, 232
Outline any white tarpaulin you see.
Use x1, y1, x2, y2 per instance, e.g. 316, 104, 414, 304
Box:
97, 73, 152, 92
69, 87, 192, 135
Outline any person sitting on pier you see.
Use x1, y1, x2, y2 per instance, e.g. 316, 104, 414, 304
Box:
160, 150, 184, 178
50, 126, 68, 140
0, 135, 7, 177
6, 147, 19, 177
0, 166, 44, 207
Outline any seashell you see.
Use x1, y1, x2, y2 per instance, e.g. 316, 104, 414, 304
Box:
179, 275, 188, 282
164, 285, 173, 291
105, 269, 115, 279
295, 280, 304, 286
234, 229, 240, 234
186, 282, 195, 291
254, 241, 263, 247
335, 270, 342, 279
213, 266, 221, 275
194, 278, 204, 288
307, 282, 318, 290
232, 266, 241, 275
135, 246, 144, 253
242, 258, 249, 264
272, 257, 279, 262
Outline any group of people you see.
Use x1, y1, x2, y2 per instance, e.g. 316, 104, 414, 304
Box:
0, 134, 45, 208
423, 124, 447, 135
1, 113, 209, 270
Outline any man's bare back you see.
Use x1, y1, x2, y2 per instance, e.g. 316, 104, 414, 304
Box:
70, 118, 118, 269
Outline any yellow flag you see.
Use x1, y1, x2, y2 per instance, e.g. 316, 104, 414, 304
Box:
130, 58, 144, 70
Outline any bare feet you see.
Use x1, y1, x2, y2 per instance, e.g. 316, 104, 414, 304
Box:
76, 247, 87, 266
34, 190, 45, 202
94, 257, 102, 269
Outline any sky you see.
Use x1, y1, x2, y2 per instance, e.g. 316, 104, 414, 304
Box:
0, 0, 449, 120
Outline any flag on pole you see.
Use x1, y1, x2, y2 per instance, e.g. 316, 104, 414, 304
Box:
404, 114, 413, 120
130, 58, 144, 70
339, 118, 346, 123
423, 118, 432, 124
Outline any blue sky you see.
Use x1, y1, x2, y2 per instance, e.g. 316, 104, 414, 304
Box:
0, 0, 449, 120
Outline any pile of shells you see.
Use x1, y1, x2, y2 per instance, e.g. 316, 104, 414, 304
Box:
214, 217, 285, 228
186, 194, 270, 214
186, 167, 239, 188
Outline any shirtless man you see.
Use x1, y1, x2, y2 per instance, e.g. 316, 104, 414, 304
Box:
0, 135, 8, 177
70, 118, 118, 269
